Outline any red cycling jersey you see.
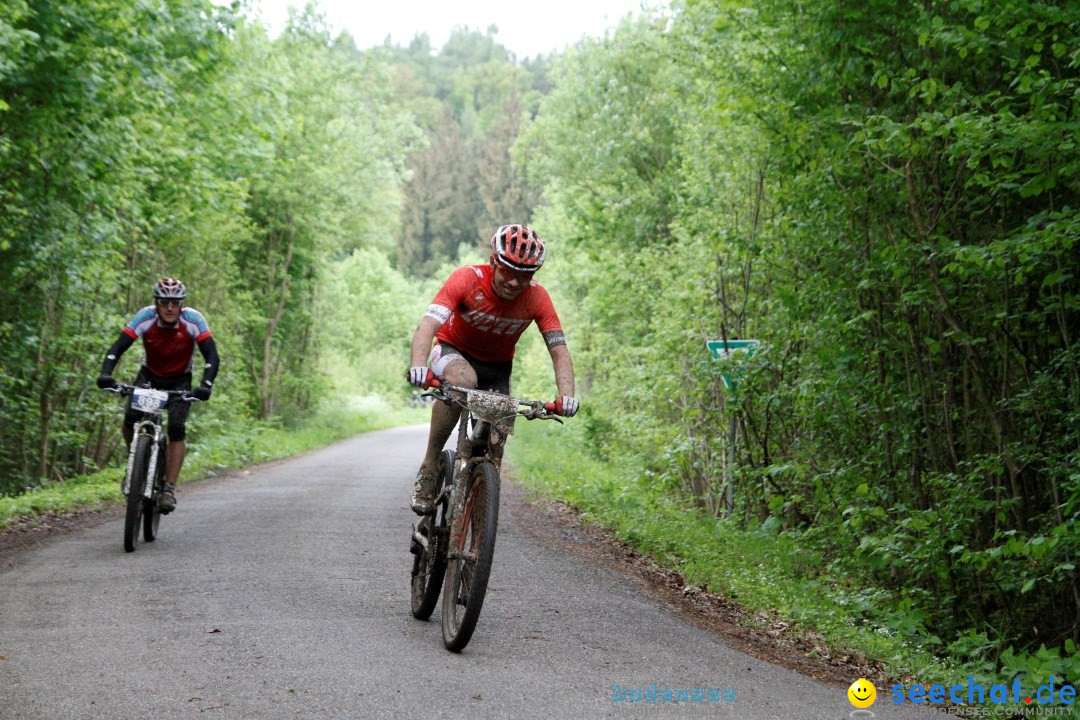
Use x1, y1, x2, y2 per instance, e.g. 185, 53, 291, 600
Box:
426, 265, 562, 362
123, 306, 212, 377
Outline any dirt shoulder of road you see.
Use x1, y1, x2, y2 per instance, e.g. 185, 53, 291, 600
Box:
0, 504, 125, 567
1, 466, 891, 692
0, 461, 282, 570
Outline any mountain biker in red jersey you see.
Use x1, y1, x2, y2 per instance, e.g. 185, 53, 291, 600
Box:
406, 224, 578, 515
95, 277, 220, 514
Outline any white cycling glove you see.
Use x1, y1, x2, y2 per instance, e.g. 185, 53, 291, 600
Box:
555, 395, 579, 417
408, 366, 432, 388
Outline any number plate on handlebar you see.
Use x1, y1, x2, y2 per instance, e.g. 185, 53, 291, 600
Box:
131, 387, 169, 414
466, 389, 517, 435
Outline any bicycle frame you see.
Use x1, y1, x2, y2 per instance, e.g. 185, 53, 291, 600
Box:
410, 380, 562, 650
110, 386, 197, 498
440, 389, 521, 556
423, 382, 557, 557
104, 383, 200, 553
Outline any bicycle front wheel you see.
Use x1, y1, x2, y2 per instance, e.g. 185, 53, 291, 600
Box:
124, 434, 152, 553
142, 498, 161, 542
442, 459, 499, 652
143, 439, 166, 542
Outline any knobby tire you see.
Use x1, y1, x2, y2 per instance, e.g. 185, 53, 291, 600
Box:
124, 434, 152, 553
442, 459, 499, 652
410, 449, 454, 619
143, 439, 164, 542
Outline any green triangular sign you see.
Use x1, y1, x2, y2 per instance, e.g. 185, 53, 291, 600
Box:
706, 339, 760, 390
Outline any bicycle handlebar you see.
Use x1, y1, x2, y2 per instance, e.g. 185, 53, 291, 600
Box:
423, 379, 561, 420
102, 384, 203, 403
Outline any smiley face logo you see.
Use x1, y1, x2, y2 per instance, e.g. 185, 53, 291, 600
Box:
847, 678, 876, 708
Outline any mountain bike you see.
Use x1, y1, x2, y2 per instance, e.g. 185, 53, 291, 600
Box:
103, 384, 199, 552
409, 380, 562, 651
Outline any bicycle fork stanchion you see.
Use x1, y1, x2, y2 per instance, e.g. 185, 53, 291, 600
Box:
445, 457, 470, 559
123, 439, 137, 496
123, 421, 162, 499
444, 408, 472, 557
143, 425, 163, 500
411, 529, 429, 552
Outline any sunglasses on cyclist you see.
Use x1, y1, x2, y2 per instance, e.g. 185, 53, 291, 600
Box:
156, 299, 183, 307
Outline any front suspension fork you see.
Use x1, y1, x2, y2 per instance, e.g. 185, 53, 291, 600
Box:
122, 421, 163, 499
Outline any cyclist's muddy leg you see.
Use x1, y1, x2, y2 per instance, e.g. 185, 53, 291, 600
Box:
122, 422, 133, 447
419, 359, 476, 475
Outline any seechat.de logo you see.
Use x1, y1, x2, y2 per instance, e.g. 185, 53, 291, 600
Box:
891, 675, 1077, 707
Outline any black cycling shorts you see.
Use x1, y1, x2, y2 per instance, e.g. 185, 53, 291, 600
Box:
124, 367, 193, 442
429, 342, 512, 395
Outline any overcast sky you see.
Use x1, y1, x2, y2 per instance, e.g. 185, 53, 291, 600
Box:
242, 0, 655, 58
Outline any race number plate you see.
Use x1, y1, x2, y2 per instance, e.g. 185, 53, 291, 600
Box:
466, 389, 517, 435
131, 387, 169, 414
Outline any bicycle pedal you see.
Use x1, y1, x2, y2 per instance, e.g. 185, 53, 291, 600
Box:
409, 524, 422, 554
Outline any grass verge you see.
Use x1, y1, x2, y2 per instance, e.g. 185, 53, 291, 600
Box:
0, 401, 428, 529
510, 422, 1080, 710
507, 419, 954, 686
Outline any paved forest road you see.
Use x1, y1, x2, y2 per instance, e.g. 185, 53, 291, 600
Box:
1, 425, 925, 719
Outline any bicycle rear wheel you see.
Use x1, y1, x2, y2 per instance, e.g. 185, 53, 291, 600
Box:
442, 459, 499, 652
411, 449, 454, 619
124, 434, 152, 553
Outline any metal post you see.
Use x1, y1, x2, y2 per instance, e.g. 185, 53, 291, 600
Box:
726, 412, 736, 516
705, 338, 759, 519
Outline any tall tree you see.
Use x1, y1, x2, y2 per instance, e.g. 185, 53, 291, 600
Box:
229, 8, 415, 417
0, 0, 240, 491
381, 27, 547, 274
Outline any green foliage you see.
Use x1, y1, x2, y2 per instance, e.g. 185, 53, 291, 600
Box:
0, 2, 418, 494
321, 246, 434, 399
0, 0, 246, 494
217, 10, 417, 418
517, 0, 1079, 685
